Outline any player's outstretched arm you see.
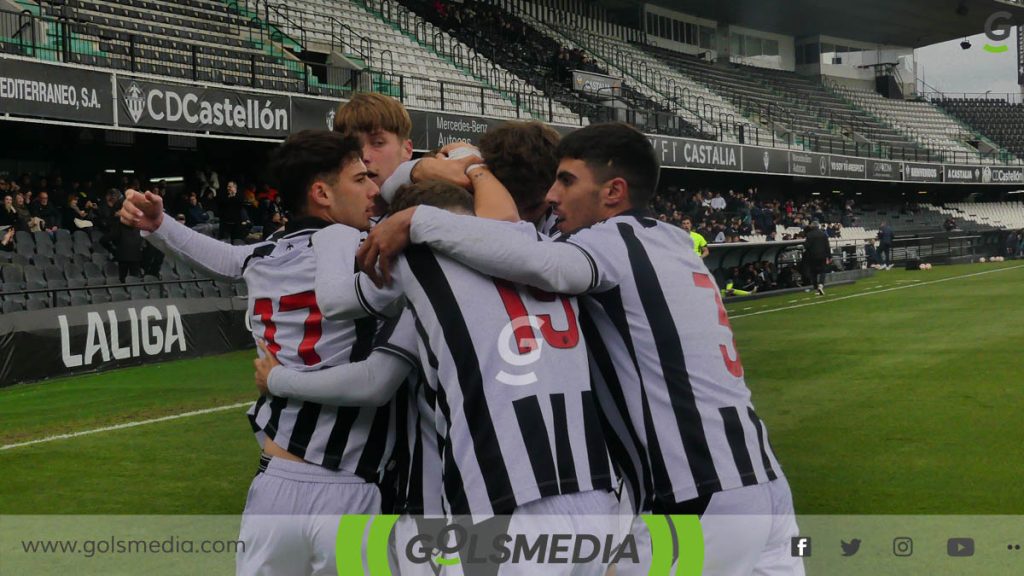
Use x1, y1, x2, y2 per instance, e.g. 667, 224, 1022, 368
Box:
410, 205, 597, 294
312, 225, 404, 320
121, 190, 259, 279
254, 341, 411, 407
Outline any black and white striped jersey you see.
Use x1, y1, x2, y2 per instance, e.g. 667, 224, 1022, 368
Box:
407, 207, 785, 512
355, 232, 614, 518
244, 222, 395, 481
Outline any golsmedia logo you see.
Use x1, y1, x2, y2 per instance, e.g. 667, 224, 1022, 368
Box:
336, 515, 704, 575
983, 11, 1016, 53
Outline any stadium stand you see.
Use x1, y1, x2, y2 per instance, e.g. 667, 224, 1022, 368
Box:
394, 0, 707, 137
0, 174, 248, 310
934, 201, 1024, 231
533, 10, 767, 144
30, 0, 312, 92
831, 85, 1012, 164
637, 45, 936, 159
262, 0, 580, 122
936, 98, 1024, 160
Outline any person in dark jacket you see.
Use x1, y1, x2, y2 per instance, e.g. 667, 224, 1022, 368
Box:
877, 221, 894, 269
803, 221, 831, 295
107, 198, 144, 282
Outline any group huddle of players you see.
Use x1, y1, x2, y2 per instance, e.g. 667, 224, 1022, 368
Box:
118, 94, 804, 576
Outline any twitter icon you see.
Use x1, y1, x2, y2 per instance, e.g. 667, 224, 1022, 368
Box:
841, 539, 862, 556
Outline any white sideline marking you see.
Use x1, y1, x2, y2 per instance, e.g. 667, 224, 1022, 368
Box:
732, 265, 1024, 320
0, 402, 251, 451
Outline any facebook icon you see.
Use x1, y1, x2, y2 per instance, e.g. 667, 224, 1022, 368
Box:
791, 537, 812, 557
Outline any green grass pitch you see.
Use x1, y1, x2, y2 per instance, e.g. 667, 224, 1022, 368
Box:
1, 261, 1022, 516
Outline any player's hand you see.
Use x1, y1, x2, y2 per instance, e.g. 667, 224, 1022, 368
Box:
118, 189, 165, 232
357, 207, 415, 287
436, 142, 477, 158
410, 155, 482, 190
253, 340, 280, 396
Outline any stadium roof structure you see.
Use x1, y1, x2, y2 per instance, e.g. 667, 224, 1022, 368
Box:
617, 0, 1024, 47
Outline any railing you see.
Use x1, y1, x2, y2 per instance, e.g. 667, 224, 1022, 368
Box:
262, 3, 373, 65
922, 92, 1024, 106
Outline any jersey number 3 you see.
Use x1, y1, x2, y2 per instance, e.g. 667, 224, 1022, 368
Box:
253, 291, 323, 366
693, 273, 744, 378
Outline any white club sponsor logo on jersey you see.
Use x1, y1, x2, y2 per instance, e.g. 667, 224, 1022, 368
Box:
496, 316, 546, 386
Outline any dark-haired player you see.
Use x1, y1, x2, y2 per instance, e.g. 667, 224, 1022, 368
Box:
119, 130, 393, 574
361, 123, 803, 575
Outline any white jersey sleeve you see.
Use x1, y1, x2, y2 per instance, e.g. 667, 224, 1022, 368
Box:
409, 205, 595, 294
142, 216, 263, 279
380, 159, 420, 204
267, 349, 412, 407
311, 223, 405, 320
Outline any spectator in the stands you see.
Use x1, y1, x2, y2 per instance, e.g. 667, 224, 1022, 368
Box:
198, 167, 219, 198
13, 192, 31, 230
61, 194, 93, 230
710, 191, 727, 211
95, 189, 122, 233
1, 194, 20, 229
184, 192, 217, 236
217, 181, 249, 240
30, 191, 60, 233
944, 217, 957, 232
712, 223, 727, 243
108, 196, 144, 283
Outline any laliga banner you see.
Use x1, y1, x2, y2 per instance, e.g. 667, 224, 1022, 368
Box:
0, 296, 252, 387
117, 78, 291, 137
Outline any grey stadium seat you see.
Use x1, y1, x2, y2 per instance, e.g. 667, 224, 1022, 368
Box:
26, 296, 49, 310
109, 287, 131, 302
24, 267, 46, 290
2, 299, 25, 313
55, 291, 73, 308
1, 266, 25, 288
163, 284, 186, 299
88, 289, 112, 304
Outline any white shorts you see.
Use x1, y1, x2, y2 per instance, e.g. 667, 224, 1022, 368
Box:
236, 457, 382, 576
617, 477, 805, 576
